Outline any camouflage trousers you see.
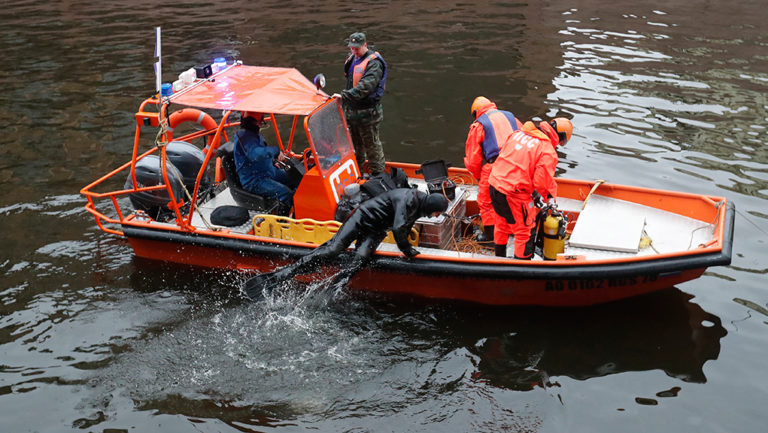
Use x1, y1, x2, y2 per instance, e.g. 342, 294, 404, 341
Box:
346, 107, 386, 175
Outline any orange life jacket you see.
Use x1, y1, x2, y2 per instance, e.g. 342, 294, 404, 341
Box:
351, 51, 382, 87
344, 51, 388, 108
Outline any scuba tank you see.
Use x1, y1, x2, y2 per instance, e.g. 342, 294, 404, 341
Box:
535, 203, 569, 260
542, 211, 568, 260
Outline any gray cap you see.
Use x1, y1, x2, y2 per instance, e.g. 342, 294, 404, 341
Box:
348, 32, 366, 48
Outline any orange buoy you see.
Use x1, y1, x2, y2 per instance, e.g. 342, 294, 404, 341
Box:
167, 108, 218, 147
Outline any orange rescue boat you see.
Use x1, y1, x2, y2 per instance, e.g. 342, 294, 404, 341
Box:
80, 62, 734, 306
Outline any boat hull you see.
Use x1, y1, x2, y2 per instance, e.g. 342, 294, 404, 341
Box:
122, 203, 733, 306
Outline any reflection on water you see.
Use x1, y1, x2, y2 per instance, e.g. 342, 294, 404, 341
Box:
733, 297, 768, 324
64, 261, 724, 430
465, 289, 725, 390
549, 2, 768, 201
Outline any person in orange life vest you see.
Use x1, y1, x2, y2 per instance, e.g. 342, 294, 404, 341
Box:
463, 96, 523, 245
340, 32, 388, 175
488, 117, 573, 259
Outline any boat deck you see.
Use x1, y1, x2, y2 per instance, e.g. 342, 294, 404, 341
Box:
564, 194, 714, 260
185, 179, 716, 262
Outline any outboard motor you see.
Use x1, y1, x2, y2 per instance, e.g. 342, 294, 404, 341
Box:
165, 140, 211, 193
124, 141, 212, 220
124, 154, 185, 220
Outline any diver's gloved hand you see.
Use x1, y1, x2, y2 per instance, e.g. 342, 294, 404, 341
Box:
531, 191, 544, 208
402, 246, 421, 258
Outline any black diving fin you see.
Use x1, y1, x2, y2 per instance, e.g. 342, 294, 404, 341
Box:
243, 272, 277, 301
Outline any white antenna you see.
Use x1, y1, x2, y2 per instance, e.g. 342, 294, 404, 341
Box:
154, 26, 162, 94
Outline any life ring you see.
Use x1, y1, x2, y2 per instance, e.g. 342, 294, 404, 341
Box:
166, 108, 219, 147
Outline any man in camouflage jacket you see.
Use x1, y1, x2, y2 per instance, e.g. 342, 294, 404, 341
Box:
341, 32, 388, 175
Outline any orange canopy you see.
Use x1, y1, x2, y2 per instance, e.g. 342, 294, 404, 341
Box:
170, 65, 329, 116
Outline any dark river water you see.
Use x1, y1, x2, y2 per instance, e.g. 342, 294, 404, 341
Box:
2, 1, 767, 432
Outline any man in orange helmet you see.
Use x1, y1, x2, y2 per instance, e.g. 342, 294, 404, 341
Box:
464, 96, 523, 245
488, 117, 573, 258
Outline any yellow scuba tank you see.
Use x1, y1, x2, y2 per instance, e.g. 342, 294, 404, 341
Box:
542, 213, 566, 260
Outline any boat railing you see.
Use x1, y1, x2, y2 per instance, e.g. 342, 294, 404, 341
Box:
81, 101, 238, 236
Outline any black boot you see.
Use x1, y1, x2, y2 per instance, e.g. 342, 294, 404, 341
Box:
494, 244, 507, 257
477, 225, 494, 246
274, 201, 292, 216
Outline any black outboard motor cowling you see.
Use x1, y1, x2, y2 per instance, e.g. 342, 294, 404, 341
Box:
124, 155, 185, 221
165, 140, 211, 193
124, 141, 212, 220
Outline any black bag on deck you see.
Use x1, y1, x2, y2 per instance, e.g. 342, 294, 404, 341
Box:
360, 172, 397, 197
210, 205, 250, 227
389, 166, 411, 189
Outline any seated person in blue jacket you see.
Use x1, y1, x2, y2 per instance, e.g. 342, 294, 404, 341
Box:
233, 111, 294, 208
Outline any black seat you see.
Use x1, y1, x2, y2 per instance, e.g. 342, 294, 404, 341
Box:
217, 141, 280, 212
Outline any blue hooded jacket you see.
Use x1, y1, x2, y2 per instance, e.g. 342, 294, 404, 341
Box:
233, 128, 281, 191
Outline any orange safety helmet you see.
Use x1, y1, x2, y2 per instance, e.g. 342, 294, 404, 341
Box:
470, 96, 493, 118
549, 117, 573, 145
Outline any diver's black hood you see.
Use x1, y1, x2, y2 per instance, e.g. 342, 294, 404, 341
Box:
421, 193, 449, 217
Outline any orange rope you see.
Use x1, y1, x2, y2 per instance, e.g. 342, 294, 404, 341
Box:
448, 173, 475, 185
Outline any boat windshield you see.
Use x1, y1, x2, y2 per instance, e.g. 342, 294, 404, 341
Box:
306, 99, 355, 175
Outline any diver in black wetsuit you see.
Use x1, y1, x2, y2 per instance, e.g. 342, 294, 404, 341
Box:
244, 188, 449, 299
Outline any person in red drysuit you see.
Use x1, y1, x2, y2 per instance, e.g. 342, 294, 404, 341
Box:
463, 96, 523, 245
488, 117, 573, 258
